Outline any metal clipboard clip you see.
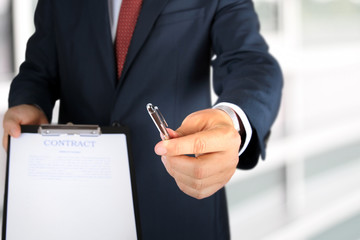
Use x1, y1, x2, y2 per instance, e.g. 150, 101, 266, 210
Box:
38, 124, 101, 137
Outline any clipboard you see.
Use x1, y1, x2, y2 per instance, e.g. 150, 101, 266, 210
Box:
2, 125, 141, 240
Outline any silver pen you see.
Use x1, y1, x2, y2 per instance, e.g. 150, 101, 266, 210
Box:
146, 103, 170, 140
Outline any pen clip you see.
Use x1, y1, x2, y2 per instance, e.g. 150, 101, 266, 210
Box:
154, 106, 168, 128
146, 103, 170, 140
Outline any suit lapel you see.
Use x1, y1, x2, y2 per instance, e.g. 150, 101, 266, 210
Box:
117, 0, 170, 86
88, 0, 116, 87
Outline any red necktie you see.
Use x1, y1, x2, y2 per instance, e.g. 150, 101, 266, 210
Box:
115, 0, 143, 79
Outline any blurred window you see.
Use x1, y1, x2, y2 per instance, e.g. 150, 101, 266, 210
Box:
303, 0, 360, 45
0, 0, 12, 76
254, 0, 281, 33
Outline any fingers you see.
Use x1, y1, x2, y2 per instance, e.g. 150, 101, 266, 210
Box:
2, 132, 9, 151
155, 126, 239, 156
153, 108, 241, 199
155, 109, 239, 156
2, 104, 49, 151
162, 152, 228, 179
2, 118, 21, 150
162, 153, 238, 199
176, 179, 225, 200
166, 128, 181, 138
175, 109, 234, 138
3, 109, 21, 150
160, 128, 179, 140
3, 113, 22, 137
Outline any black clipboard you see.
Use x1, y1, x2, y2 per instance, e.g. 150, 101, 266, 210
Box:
2, 125, 141, 240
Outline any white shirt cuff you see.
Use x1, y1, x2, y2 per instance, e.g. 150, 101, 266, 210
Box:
213, 102, 252, 156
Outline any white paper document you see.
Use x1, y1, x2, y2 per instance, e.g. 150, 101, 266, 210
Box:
4, 128, 139, 240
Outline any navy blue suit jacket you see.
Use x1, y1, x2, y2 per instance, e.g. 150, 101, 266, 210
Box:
9, 0, 282, 239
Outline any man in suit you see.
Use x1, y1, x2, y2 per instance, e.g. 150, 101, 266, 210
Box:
3, 0, 282, 239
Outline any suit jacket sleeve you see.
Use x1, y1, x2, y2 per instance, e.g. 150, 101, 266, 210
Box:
8, 0, 59, 122
211, 0, 283, 169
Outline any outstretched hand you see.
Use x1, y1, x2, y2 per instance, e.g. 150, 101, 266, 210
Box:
154, 109, 241, 199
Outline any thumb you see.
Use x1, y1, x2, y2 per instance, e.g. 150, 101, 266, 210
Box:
4, 114, 22, 138
167, 128, 182, 139
2, 104, 49, 150
2, 118, 21, 150
174, 109, 217, 137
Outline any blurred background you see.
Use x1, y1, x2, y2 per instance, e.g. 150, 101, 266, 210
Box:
1, 0, 360, 239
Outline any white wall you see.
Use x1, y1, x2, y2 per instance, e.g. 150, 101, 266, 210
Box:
12, 0, 36, 74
